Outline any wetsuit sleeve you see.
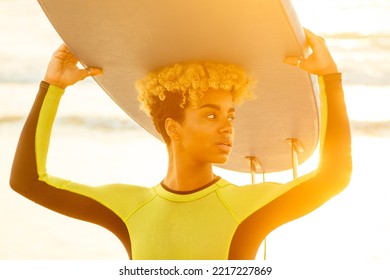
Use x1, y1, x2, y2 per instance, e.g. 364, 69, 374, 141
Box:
229, 73, 352, 259
10, 82, 131, 258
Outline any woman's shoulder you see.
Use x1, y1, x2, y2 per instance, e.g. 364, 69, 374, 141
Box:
216, 178, 294, 221
64, 182, 157, 219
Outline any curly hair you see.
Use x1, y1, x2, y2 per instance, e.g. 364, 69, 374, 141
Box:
136, 62, 254, 144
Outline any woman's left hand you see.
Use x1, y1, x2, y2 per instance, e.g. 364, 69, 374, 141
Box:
284, 28, 339, 76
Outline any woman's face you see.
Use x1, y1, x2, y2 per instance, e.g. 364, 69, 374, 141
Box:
176, 89, 235, 164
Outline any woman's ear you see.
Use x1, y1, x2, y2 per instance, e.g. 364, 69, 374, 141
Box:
165, 118, 180, 141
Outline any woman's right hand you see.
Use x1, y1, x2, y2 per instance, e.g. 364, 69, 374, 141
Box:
44, 43, 103, 89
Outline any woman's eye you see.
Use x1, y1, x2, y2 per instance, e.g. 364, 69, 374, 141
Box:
228, 115, 235, 122
206, 113, 216, 119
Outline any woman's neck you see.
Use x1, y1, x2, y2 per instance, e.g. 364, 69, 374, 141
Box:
164, 147, 215, 192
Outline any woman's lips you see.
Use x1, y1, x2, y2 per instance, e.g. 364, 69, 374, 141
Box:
216, 140, 232, 152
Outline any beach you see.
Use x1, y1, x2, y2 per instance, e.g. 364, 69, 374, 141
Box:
1, 0, 390, 269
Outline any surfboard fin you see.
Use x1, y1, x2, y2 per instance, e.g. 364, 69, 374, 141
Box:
286, 138, 304, 179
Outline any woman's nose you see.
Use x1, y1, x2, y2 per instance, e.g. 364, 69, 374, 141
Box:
220, 119, 234, 135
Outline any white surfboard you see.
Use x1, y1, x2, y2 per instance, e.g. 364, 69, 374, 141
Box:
37, 0, 320, 173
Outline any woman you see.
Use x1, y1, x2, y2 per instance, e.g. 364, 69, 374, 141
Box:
10, 29, 352, 260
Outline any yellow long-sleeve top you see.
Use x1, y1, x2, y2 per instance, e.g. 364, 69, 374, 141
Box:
10, 74, 352, 260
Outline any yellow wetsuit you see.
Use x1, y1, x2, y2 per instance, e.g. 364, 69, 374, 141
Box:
10, 74, 352, 259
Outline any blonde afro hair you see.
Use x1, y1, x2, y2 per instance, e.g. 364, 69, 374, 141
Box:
136, 62, 253, 115
135, 62, 254, 143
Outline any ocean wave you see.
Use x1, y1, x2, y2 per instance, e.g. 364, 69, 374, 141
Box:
323, 34, 390, 86
325, 32, 390, 52
56, 116, 140, 131
0, 115, 140, 131
324, 32, 390, 40
2, 116, 390, 138
351, 120, 390, 137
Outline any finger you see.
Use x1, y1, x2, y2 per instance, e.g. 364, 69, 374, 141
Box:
304, 28, 317, 41
53, 44, 75, 61
88, 67, 104, 76
284, 56, 304, 68
56, 43, 72, 55
81, 67, 104, 78
69, 55, 79, 65
304, 28, 326, 48
56, 43, 68, 51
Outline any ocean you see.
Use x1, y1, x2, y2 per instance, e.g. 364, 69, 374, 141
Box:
1, 0, 389, 269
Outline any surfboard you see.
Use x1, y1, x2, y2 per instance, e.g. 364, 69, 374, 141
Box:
37, 0, 320, 174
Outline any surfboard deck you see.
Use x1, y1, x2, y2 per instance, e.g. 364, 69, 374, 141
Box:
37, 0, 320, 174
